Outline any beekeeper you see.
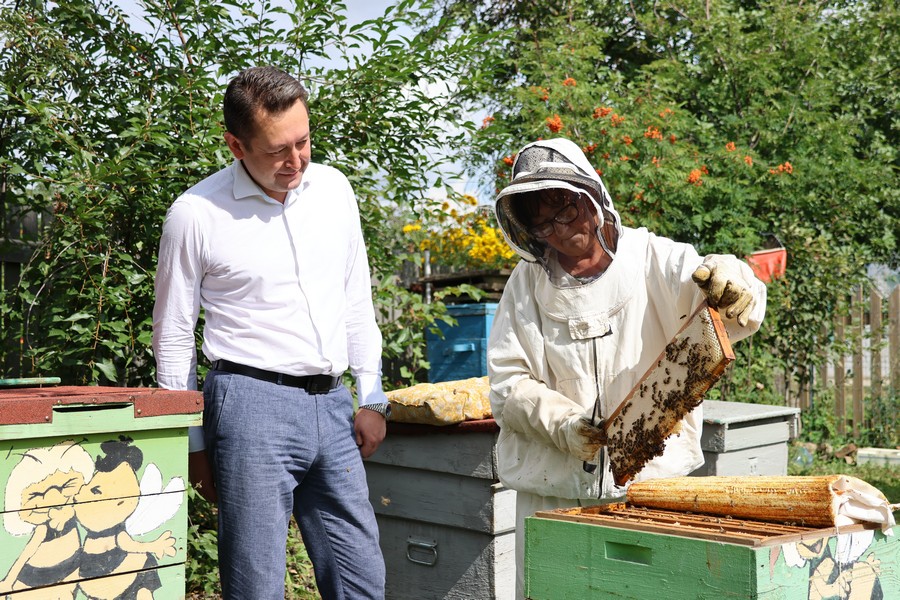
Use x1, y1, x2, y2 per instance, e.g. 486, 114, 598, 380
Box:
487, 137, 767, 597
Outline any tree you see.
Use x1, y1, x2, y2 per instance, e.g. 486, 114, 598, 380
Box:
0, 0, 494, 386
443, 0, 899, 403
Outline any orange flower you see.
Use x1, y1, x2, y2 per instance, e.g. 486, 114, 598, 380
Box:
687, 169, 703, 186
744, 156, 753, 166
502, 155, 515, 166
481, 115, 494, 129
770, 161, 794, 175
652, 156, 661, 167
669, 134, 677, 144
602, 152, 610, 159
582, 143, 598, 154
622, 135, 633, 145
562, 77, 577, 87
726, 142, 736, 152
531, 86, 550, 101
546, 114, 564, 133
610, 114, 626, 127
593, 106, 613, 119
620, 155, 630, 161
635, 191, 644, 201
700, 165, 709, 175
659, 108, 674, 118
644, 126, 663, 140
595, 168, 604, 177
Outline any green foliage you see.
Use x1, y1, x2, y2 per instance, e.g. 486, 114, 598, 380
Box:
447, 0, 899, 398
0, 0, 496, 388
788, 448, 900, 505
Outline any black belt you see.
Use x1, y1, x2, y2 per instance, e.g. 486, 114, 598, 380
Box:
211, 359, 341, 394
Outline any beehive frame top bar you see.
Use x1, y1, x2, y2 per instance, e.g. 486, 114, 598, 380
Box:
534, 504, 878, 548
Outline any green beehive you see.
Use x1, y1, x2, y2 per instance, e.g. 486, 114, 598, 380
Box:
0, 386, 202, 599
525, 504, 899, 599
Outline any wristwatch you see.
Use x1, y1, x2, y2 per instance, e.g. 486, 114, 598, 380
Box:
360, 402, 392, 421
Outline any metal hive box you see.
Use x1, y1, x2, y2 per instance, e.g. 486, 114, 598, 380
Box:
0, 386, 202, 599
525, 504, 899, 599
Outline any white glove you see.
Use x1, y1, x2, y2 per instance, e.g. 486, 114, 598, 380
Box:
691, 254, 757, 327
562, 415, 607, 462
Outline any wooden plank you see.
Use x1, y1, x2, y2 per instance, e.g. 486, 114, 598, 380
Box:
695, 442, 789, 477
834, 313, 846, 436
870, 289, 883, 423
852, 287, 864, 438
366, 428, 497, 479
700, 420, 791, 454
365, 462, 515, 534
891, 288, 900, 391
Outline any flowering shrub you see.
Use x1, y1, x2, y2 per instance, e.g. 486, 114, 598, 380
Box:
405, 194, 518, 272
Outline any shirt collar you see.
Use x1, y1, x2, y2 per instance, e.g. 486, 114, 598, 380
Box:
230, 159, 310, 207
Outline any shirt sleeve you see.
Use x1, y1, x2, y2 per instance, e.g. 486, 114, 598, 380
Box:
153, 199, 203, 391
153, 199, 204, 447
341, 183, 388, 407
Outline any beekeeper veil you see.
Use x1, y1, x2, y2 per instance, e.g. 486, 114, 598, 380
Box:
494, 137, 623, 279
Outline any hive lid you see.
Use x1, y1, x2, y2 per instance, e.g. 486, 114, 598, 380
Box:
0, 386, 203, 425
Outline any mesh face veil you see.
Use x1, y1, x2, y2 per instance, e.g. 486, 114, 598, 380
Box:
494, 138, 623, 275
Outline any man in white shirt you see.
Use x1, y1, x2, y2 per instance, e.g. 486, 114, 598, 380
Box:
152, 66, 388, 600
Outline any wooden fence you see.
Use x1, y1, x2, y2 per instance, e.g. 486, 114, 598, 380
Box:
788, 286, 900, 438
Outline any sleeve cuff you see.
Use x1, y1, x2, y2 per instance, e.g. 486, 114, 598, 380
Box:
355, 372, 388, 407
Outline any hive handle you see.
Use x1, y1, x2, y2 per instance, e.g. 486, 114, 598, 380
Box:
444, 343, 476, 355
406, 537, 438, 566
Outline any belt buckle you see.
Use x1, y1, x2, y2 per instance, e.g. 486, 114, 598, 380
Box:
308, 376, 331, 394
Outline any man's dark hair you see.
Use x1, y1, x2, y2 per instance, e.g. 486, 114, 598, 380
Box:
223, 66, 309, 145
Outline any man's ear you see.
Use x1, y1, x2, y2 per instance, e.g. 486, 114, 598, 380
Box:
224, 132, 245, 160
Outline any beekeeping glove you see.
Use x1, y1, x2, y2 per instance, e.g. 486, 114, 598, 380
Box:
692, 254, 756, 327
562, 414, 607, 462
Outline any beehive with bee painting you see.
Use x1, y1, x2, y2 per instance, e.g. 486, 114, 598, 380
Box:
0, 386, 201, 599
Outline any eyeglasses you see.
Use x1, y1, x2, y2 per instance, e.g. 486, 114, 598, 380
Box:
528, 200, 581, 238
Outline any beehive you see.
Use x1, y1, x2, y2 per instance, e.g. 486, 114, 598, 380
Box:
0, 386, 201, 599
526, 504, 899, 599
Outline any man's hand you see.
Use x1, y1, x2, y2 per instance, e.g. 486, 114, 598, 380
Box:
188, 450, 217, 504
692, 254, 757, 326
563, 415, 607, 462
354, 409, 387, 459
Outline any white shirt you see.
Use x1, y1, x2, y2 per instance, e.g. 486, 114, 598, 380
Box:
153, 160, 388, 450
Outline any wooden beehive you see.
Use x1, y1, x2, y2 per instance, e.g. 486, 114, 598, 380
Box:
526, 504, 900, 599
605, 303, 734, 485
0, 386, 201, 599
